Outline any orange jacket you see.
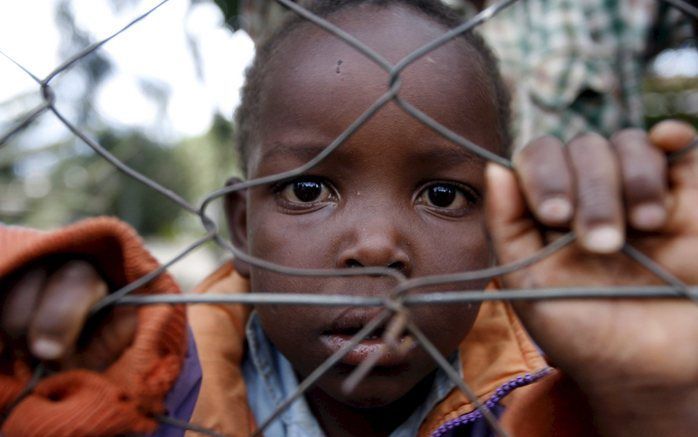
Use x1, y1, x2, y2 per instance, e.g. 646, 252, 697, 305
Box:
0, 218, 593, 436
188, 264, 594, 437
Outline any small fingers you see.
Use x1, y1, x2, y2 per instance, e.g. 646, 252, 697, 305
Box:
567, 133, 624, 254
513, 136, 574, 226
72, 307, 138, 370
1, 268, 47, 341
28, 261, 108, 361
611, 129, 668, 230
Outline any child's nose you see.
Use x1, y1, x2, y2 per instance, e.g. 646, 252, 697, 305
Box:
336, 224, 412, 276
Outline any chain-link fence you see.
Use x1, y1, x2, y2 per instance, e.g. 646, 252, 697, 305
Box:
2, 0, 698, 436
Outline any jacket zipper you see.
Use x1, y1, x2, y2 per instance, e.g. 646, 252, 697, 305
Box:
430, 368, 552, 437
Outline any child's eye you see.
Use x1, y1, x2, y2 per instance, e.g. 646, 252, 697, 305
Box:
275, 177, 335, 208
416, 182, 479, 216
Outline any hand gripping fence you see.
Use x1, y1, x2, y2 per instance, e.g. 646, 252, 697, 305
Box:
1, 0, 698, 436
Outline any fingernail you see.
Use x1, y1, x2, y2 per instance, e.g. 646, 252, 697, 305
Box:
539, 197, 572, 223
485, 163, 511, 183
631, 203, 666, 230
32, 337, 63, 360
583, 226, 623, 254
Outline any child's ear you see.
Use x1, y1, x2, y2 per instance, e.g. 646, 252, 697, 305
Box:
224, 177, 251, 278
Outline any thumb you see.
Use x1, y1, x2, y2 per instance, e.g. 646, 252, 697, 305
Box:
485, 163, 545, 276
70, 307, 138, 371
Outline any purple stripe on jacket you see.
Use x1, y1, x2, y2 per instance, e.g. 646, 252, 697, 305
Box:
153, 328, 203, 437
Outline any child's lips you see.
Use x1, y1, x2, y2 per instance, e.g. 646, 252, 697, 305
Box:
319, 330, 415, 367
318, 308, 416, 367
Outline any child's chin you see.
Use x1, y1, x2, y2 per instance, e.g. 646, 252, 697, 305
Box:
317, 370, 426, 409
329, 390, 407, 409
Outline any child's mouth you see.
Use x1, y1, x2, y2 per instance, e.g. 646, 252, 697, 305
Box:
328, 326, 385, 339
319, 325, 415, 367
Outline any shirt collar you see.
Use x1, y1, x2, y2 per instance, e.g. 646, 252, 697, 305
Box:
243, 312, 462, 437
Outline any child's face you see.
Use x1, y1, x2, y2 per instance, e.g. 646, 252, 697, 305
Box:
230, 5, 502, 407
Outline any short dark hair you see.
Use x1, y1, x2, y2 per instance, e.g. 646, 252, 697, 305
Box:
235, 0, 512, 175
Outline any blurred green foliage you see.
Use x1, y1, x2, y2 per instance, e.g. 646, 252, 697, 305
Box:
644, 76, 698, 130
1, 1, 240, 238
206, 0, 241, 29
1, 115, 237, 235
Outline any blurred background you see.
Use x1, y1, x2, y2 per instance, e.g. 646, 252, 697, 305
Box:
0, 0, 696, 289
0, 0, 254, 288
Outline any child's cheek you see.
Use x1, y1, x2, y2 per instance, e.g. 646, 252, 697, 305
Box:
415, 212, 492, 277
248, 206, 336, 269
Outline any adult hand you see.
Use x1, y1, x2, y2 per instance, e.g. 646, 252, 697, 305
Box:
486, 120, 698, 436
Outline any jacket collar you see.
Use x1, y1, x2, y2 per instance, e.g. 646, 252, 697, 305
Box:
187, 262, 549, 436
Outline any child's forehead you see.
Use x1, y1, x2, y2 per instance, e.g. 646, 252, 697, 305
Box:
245, 3, 500, 175
258, 6, 492, 125
255, 128, 485, 177
270, 4, 477, 68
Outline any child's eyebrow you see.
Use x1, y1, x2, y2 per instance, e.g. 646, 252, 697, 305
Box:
413, 145, 484, 168
261, 142, 331, 163
258, 141, 485, 171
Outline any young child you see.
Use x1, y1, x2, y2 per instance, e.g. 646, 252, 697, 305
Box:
1, 0, 698, 436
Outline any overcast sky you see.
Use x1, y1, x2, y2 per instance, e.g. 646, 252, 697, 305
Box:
0, 0, 255, 145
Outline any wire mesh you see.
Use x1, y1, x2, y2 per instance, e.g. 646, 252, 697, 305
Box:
1, 0, 697, 436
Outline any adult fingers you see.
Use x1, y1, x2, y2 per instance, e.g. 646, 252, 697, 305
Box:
28, 261, 108, 361
611, 128, 668, 231
513, 135, 573, 226
1, 268, 47, 341
485, 163, 545, 269
649, 120, 696, 153
649, 120, 698, 191
567, 133, 624, 254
